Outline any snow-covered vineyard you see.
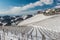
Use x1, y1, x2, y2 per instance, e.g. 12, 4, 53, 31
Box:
0, 14, 60, 40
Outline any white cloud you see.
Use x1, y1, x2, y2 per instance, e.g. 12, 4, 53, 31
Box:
54, 5, 60, 8
0, 0, 53, 15
22, 2, 42, 10
40, 0, 53, 4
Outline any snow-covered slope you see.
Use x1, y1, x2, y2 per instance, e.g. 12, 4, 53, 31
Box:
18, 14, 55, 26
27, 14, 60, 32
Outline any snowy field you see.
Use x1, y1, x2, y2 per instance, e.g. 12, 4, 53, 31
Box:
0, 28, 53, 40
18, 14, 57, 26
0, 14, 60, 40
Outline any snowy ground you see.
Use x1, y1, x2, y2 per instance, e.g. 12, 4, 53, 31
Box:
0, 28, 52, 40
0, 14, 60, 40
18, 14, 56, 26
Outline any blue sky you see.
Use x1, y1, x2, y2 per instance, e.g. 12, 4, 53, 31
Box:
0, 0, 60, 15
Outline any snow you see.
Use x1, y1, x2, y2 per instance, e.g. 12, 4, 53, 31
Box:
18, 14, 55, 26
0, 14, 60, 40
27, 14, 60, 32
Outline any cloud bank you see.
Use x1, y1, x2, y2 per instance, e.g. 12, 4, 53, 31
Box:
0, 0, 53, 15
